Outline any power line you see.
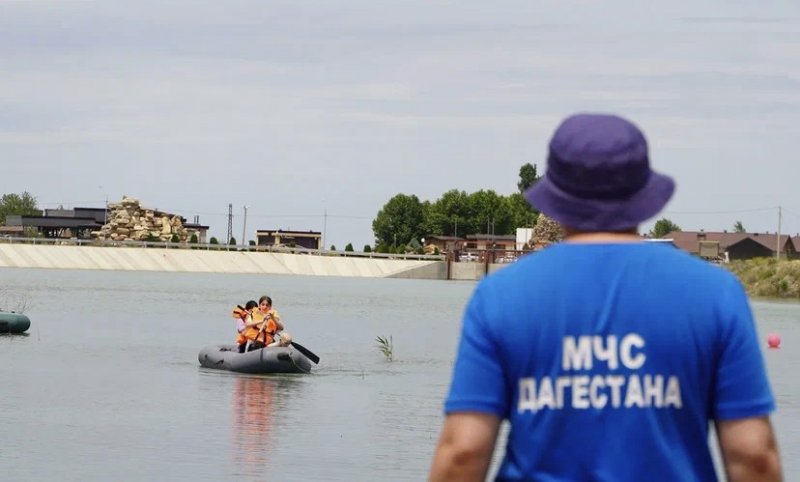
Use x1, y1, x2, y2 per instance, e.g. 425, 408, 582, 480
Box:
39, 200, 106, 207
781, 207, 800, 220
663, 207, 777, 215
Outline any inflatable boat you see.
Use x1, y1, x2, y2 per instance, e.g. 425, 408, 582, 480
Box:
0, 312, 30, 334
198, 344, 314, 374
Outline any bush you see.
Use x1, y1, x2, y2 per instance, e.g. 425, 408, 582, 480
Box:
210, 237, 219, 245
725, 258, 800, 298
228, 237, 237, 245
364, 245, 372, 253
23, 227, 42, 238
170, 234, 180, 243
189, 233, 198, 244
345, 243, 354, 252
249, 240, 255, 246
145, 233, 158, 242
330, 244, 337, 251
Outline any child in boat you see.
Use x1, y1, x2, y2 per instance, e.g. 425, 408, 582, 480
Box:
233, 300, 260, 353
255, 295, 292, 348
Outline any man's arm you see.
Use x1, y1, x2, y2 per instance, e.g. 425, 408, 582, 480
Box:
429, 412, 500, 482
716, 416, 782, 482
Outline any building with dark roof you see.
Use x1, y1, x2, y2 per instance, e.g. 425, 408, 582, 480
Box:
663, 231, 796, 260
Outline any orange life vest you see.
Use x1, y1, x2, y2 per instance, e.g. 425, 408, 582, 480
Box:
251, 310, 280, 345
234, 308, 279, 346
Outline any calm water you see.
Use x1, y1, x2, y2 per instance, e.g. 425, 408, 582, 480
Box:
1, 268, 798, 481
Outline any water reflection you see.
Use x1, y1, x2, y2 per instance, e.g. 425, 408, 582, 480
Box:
231, 375, 298, 479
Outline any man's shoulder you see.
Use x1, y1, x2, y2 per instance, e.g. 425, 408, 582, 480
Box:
482, 242, 740, 286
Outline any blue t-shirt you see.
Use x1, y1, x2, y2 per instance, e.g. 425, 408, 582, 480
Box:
445, 242, 775, 481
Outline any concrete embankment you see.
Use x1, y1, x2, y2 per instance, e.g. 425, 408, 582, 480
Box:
0, 244, 449, 279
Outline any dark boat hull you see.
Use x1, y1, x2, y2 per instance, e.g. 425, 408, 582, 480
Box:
198, 344, 312, 374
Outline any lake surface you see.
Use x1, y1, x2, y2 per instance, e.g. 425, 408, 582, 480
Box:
1, 268, 797, 481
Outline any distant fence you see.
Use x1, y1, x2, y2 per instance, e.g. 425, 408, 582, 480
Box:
0, 236, 445, 262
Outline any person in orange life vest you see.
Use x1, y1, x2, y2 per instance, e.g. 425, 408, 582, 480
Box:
253, 295, 292, 348
233, 300, 263, 353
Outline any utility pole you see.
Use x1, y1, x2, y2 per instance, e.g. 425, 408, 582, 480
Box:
323, 207, 328, 250
453, 216, 459, 253
227, 203, 233, 245
776, 205, 782, 260
98, 185, 108, 224
242, 206, 248, 246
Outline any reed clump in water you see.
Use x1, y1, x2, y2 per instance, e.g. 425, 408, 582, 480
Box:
375, 335, 393, 362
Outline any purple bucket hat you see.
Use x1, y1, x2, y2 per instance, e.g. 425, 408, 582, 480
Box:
524, 113, 675, 231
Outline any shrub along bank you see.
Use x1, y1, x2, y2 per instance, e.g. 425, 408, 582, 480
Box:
725, 258, 800, 299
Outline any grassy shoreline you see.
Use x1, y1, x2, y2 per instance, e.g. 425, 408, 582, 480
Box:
725, 258, 800, 299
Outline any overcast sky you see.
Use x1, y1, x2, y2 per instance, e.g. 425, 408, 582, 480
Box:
2, 0, 800, 248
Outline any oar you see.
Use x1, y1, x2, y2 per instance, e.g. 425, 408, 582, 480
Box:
289, 341, 320, 364
271, 327, 320, 364
246, 318, 269, 352
238, 304, 269, 352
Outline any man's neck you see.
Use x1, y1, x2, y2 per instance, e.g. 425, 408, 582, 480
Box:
562, 228, 642, 244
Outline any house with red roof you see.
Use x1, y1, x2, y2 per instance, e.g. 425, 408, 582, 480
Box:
662, 231, 796, 261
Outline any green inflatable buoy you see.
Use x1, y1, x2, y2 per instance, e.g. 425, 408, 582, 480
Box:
0, 312, 31, 334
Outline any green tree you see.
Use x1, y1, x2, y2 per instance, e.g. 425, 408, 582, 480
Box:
344, 243, 354, 252
330, 244, 337, 251
650, 218, 681, 238
419, 200, 440, 237
189, 233, 198, 244
170, 234, 180, 243
363, 244, 372, 253
228, 237, 236, 245
733, 221, 746, 233
424, 189, 470, 236
210, 237, 219, 244
517, 163, 540, 193
504, 192, 538, 230
372, 193, 425, 247
0, 192, 41, 224
467, 189, 510, 235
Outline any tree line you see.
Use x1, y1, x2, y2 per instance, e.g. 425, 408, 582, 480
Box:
0, 192, 40, 225
0, 187, 750, 250
370, 163, 541, 252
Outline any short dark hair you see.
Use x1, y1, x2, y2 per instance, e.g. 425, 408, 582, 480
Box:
245, 300, 258, 310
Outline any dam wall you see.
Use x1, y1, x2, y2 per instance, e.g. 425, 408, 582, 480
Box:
0, 244, 449, 279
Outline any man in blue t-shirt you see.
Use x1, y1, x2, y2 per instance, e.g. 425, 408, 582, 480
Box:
429, 114, 782, 481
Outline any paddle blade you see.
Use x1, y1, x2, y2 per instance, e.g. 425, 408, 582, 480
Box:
291, 342, 320, 364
